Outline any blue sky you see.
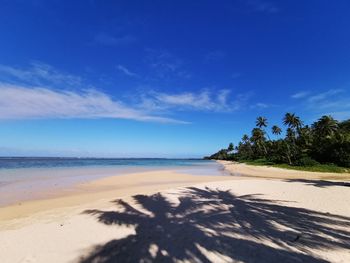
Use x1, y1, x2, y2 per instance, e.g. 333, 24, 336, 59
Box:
0, 0, 350, 157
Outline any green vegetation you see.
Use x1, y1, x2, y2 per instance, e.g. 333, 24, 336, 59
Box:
205, 113, 350, 173
243, 159, 348, 173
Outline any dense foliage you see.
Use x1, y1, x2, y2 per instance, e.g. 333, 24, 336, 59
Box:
206, 113, 350, 169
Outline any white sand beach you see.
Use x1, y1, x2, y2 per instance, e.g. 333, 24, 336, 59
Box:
1, 164, 350, 263
218, 160, 350, 180
2, 1, 350, 262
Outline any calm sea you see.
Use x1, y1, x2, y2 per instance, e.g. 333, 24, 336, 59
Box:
0, 158, 227, 206
0, 157, 213, 170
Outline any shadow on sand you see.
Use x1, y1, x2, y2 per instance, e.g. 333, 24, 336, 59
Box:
80, 187, 350, 263
285, 179, 350, 188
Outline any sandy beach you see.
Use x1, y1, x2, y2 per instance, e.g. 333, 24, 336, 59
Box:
2, 1, 350, 262
1, 163, 350, 263
218, 160, 350, 180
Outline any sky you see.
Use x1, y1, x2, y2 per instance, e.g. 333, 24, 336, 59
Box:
0, 0, 350, 158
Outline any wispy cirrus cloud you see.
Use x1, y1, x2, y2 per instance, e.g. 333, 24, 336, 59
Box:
116, 64, 138, 77
250, 102, 269, 109
0, 62, 82, 87
0, 84, 186, 124
0, 62, 255, 123
152, 90, 229, 111
0, 62, 186, 123
291, 91, 309, 99
292, 88, 350, 120
307, 89, 344, 103
140, 89, 251, 112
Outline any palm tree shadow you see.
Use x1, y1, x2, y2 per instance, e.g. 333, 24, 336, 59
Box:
79, 187, 350, 263
285, 179, 350, 188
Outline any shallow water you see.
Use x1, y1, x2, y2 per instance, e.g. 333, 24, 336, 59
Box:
0, 159, 228, 207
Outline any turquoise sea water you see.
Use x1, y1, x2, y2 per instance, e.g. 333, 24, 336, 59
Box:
0, 158, 228, 206
0, 157, 212, 170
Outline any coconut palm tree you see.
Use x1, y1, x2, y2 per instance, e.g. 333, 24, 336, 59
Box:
256, 116, 271, 140
286, 128, 296, 141
251, 128, 267, 155
227, 143, 234, 152
209, 113, 349, 168
242, 134, 253, 157
251, 128, 265, 142
256, 116, 268, 128
271, 125, 282, 136
312, 115, 338, 137
283, 113, 303, 131
242, 134, 250, 143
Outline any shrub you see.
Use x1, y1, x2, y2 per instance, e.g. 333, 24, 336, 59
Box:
295, 156, 319, 167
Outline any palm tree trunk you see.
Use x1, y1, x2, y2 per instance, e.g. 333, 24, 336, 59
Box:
285, 142, 292, 165
261, 141, 268, 156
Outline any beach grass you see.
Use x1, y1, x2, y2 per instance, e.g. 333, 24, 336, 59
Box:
242, 159, 349, 173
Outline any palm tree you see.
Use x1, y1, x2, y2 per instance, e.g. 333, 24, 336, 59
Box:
272, 125, 282, 136
283, 113, 303, 131
312, 115, 338, 137
251, 128, 265, 141
286, 128, 296, 141
227, 143, 234, 152
256, 116, 268, 128
251, 128, 267, 155
236, 134, 253, 159
256, 116, 271, 140
242, 134, 250, 143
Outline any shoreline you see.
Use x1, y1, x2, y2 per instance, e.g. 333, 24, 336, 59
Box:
0, 162, 227, 208
218, 160, 350, 180
2, 160, 349, 223
0, 169, 234, 223
1, 163, 350, 262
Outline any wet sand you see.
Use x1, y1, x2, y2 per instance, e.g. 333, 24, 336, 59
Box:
0, 163, 227, 207
0, 169, 233, 222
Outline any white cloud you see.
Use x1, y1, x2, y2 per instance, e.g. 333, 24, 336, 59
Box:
0, 62, 82, 87
217, 89, 231, 106
323, 111, 350, 120
0, 63, 254, 123
0, 84, 187, 124
293, 88, 350, 120
307, 89, 344, 103
141, 89, 249, 112
250, 102, 269, 109
116, 65, 138, 77
291, 91, 309, 99
155, 91, 215, 110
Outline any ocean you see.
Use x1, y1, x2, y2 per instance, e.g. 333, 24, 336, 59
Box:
0, 157, 214, 170
0, 158, 228, 207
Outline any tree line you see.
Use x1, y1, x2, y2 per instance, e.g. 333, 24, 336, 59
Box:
206, 113, 350, 168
